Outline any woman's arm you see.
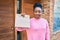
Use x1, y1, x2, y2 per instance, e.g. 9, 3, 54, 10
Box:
45, 21, 50, 40
16, 27, 26, 31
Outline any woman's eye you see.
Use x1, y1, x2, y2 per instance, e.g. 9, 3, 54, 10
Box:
34, 11, 41, 13
38, 11, 40, 13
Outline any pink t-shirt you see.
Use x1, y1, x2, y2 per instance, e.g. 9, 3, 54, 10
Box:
16, 18, 50, 40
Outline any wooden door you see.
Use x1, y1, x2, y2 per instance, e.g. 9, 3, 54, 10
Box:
0, 0, 15, 40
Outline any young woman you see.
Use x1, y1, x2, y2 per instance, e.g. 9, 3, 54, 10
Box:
16, 2, 50, 40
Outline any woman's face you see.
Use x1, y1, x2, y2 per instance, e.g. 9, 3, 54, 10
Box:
34, 7, 42, 19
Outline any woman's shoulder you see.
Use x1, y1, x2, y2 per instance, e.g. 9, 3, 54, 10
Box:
40, 18, 48, 23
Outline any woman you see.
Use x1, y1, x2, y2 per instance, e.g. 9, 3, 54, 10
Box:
16, 2, 50, 40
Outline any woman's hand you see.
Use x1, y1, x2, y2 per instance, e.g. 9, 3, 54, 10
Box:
21, 13, 26, 17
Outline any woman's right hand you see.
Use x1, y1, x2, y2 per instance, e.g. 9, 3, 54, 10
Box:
21, 13, 26, 17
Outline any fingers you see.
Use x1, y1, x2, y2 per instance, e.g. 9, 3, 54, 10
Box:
21, 13, 26, 17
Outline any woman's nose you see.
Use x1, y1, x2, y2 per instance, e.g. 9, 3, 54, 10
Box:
36, 12, 40, 14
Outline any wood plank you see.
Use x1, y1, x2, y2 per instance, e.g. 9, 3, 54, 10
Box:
0, 0, 15, 40
0, 32, 14, 40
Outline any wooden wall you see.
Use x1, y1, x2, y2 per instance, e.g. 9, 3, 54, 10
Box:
0, 0, 15, 40
1, 0, 59, 40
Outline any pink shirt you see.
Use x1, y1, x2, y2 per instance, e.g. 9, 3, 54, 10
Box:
16, 18, 50, 40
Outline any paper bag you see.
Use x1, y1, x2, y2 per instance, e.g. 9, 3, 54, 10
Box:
15, 14, 30, 28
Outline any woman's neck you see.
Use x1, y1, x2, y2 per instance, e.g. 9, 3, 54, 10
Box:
34, 17, 41, 20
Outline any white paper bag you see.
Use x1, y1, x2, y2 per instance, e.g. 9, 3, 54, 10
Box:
15, 14, 30, 28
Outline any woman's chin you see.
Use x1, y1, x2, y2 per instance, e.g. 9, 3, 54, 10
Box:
35, 17, 40, 19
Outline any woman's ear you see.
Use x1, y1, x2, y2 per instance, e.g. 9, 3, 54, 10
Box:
42, 8, 44, 14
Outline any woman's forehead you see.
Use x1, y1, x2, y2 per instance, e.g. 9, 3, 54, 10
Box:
34, 7, 42, 11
